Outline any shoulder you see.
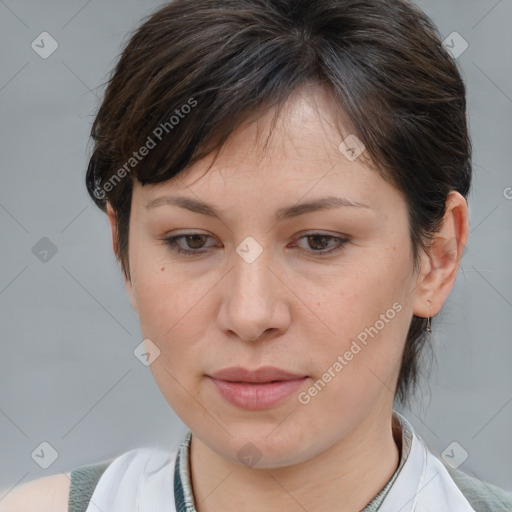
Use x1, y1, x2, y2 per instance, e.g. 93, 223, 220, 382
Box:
0, 448, 144, 512
85, 447, 178, 512
441, 460, 512, 512
0, 472, 71, 512
0, 449, 134, 512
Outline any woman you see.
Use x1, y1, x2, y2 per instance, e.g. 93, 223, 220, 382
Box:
3, 0, 511, 511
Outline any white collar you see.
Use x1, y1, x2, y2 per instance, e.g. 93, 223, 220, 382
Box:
379, 411, 476, 512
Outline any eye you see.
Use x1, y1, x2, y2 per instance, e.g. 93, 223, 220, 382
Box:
293, 232, 348, 255
161, 231, 349, 257
162, 233, 214, 255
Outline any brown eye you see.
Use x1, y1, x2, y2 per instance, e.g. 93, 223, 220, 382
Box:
306, 234, 332, 251
295, 233, 349, 255
183, 234, 207, 249
163, 233, 214, 255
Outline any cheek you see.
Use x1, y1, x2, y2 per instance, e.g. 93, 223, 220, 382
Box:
131, 263, 211, 421
310, 255, 408, 340
130, 256, 219, 370
131, 268, 170, 336
302, 307, 407, 426
303, 254, 411, 396
128, 237, 189, 334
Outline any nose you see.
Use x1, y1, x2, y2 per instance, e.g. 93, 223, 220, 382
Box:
216, 245, 291, 342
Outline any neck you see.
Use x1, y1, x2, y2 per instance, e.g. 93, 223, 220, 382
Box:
189, 408, 401, 512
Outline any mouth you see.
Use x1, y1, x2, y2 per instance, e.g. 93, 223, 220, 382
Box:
207, 366, 309, 410
209, 365, 308, 383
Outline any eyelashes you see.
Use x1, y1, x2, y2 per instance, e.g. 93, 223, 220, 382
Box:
161, 232, 349, 257
163, 233, 212, 255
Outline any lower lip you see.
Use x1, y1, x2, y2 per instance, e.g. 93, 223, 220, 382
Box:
208, 376, 308, 410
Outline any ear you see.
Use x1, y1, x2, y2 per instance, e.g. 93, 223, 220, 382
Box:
412, 191, 469, 318
106, 202, 138, 312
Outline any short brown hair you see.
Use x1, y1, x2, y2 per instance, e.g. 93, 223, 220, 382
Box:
85, 0, 471, 407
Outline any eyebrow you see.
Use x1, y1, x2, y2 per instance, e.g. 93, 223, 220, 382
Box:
145, 195, 370, 221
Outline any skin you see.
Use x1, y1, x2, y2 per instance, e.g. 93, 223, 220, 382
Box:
104, 84, 468, 512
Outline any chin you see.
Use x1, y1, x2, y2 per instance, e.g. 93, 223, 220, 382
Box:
213, 424, 318, 469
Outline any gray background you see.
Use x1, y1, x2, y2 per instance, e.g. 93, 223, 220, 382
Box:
1, 0, 511, 498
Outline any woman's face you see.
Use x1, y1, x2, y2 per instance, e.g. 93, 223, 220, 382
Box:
120, 86, 423, 467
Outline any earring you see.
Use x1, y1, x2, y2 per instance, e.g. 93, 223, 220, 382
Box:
426, 316, 432, 334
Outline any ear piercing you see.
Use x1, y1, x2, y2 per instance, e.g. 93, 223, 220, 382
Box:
425, 299, 432, 334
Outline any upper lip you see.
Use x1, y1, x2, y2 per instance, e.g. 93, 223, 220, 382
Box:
209, 366, 307, 383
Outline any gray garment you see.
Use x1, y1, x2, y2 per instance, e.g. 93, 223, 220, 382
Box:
68, 460, 111, 512
68, 414, 512, 512
442, 464, 512, 512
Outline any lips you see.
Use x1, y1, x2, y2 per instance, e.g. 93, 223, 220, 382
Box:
207, 366, 309, 410
209, 365, 307, 383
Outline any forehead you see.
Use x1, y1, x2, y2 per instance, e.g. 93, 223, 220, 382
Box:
132, 84, 394, 211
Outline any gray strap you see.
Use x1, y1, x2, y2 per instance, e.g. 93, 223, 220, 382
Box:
440, 460, 512, 512
68, 461, 111, 512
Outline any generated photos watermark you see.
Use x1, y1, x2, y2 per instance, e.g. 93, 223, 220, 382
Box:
93, 97, 197, 200
298, 301, 403, 405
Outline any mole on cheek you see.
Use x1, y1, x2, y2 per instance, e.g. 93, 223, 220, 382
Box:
161, 267, 165, 271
